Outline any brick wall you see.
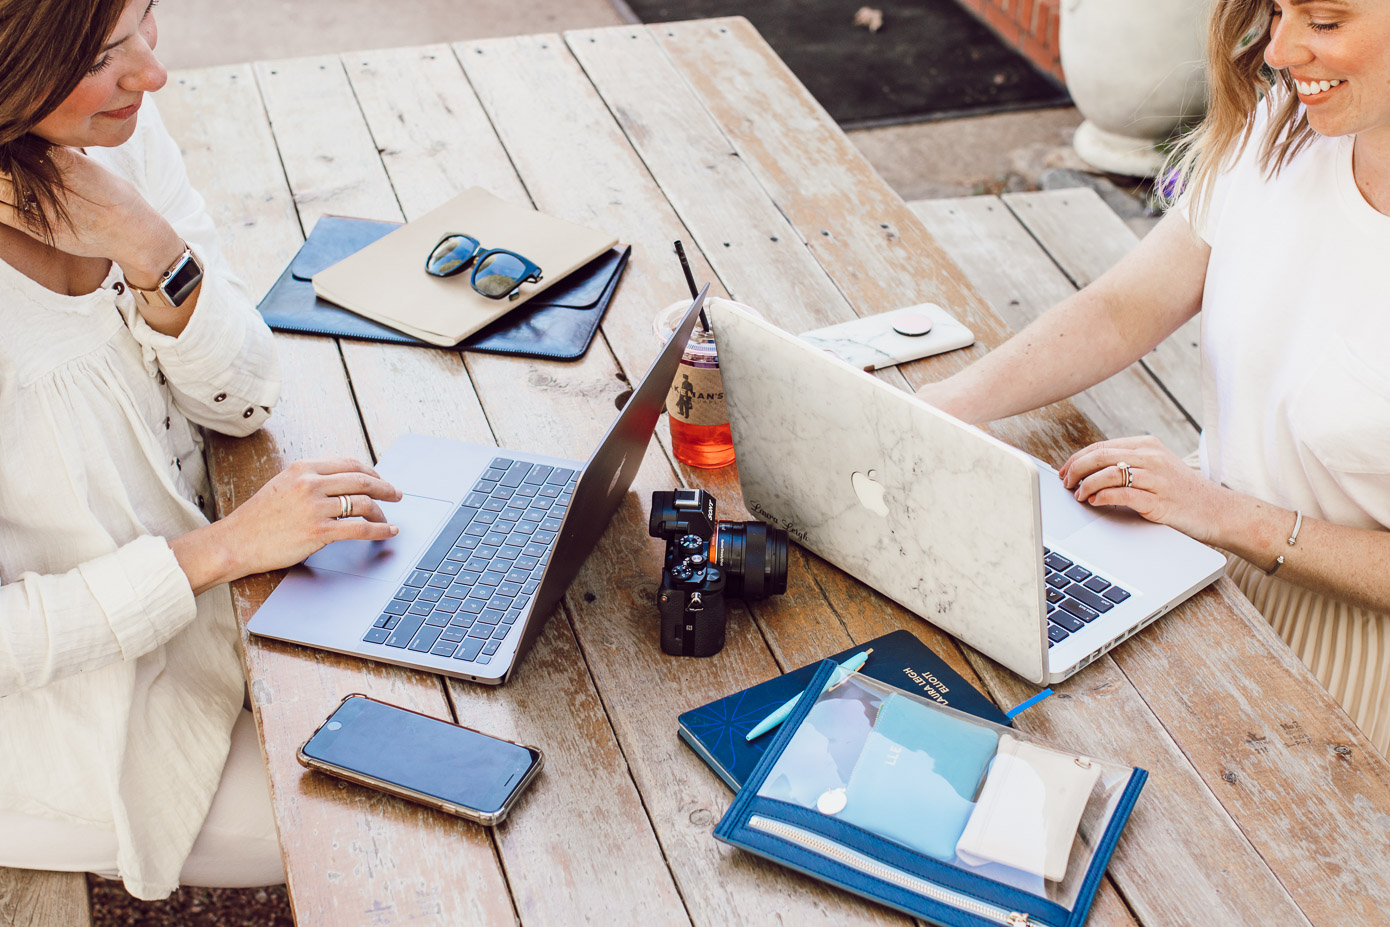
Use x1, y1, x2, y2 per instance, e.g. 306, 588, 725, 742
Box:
955, 0, 1065, 84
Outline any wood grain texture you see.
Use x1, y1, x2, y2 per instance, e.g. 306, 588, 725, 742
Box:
454, 31, 909, 926
909, 195, 1197, 453
337, 45, 691, 925
1001, 190, 1204, 427
160, 64, 516, 927
0, 870, 90, 927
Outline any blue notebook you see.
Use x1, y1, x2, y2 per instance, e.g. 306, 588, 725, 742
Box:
678, 630, 1009, 790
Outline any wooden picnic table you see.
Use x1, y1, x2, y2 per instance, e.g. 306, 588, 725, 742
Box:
143, 17, 1390, 927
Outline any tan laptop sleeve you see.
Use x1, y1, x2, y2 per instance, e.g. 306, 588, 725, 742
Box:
311, 187, 616, 347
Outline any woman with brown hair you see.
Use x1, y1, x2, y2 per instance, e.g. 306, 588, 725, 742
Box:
918, 0, 1390, 753
0, 0, 402, 896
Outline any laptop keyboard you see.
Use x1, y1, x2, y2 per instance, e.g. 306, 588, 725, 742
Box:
1043, 549, 1131, 648
361, 457, 577, 665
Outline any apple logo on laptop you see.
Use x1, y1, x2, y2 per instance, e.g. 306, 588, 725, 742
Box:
607, 454, 629, 498
851, 469, 889, 517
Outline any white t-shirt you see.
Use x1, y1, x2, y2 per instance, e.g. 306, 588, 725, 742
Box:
1186, 104, 1390, 531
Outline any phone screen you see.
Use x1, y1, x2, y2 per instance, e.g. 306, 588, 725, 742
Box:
303, 696, 539, 814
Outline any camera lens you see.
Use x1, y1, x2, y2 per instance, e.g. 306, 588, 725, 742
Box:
713, 521, 788, 599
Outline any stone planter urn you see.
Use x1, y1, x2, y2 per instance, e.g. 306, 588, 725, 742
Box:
1059, 0, 1213, 177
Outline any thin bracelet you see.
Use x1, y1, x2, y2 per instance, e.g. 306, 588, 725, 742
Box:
1268, 509, 1303, 575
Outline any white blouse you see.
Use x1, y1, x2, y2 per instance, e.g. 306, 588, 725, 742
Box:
0, 102, 280, 899
1186, 100, 1390, 531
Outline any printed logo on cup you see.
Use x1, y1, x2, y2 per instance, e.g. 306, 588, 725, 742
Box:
668, 359, 727, 426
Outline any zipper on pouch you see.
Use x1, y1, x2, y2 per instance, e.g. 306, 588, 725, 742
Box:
748, 815, 1047, 927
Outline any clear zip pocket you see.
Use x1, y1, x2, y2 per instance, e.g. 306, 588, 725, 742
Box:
748, 815, 1050, 927
713, 661, 1148, 927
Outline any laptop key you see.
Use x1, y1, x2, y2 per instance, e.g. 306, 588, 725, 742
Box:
407, 601, 434, 617
436, 596, 463, 613
408, 624, 443, 652
463, 492, 490, 508
1063, 565, 1092, 583
363, 628, 391, 644
464, 523, 489, 538
441, 627, 468, 642
1103, 585, 1132, 604
424, 612, 449, 628
419, 587, 445, 603
478, 609, 505, 626
373, 613, 394, 628
404, 570, 431, 587
383, 599, 411, 615
437, 560, 463, 575
431, 641, 459, 657
523, 541, 548, 558
483, 640, 502, 655
547, 468, 576, 485
504, 568, 530, 584
1046, 573, 1070, 589
392, 587, 419, 601
498, 545, 523, 561
488, 457, 511, 470
1048, 625, 1070, 644
491, 624, 510, 640
484, 531, 509, 547
476, 656, 491, 665
498, 509, 523, 522
1059, 598, 1100, 623
474, 511, 499, 526
1044, 552, 1073, 572
538, 484, 562, 498
426, 574, 451, 589
482, 497, 507, 512
541, 517, 563, 532
384, 615, 426, 648
523, 465, 553, 485
1046, 588, 1065, 604
1066, 585, 1114, 613
467, 625, 492, 640
500, 462, 533, 488
461, 597, 489, 614
465, 557, 491, 572
454, 638, 486, 661
1052, 610, 1085, 633
1082, 575, 1111, 593
478, 570, 506, 587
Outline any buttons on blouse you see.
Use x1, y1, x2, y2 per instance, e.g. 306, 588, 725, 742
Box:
156, 371, 166, 386
197, 495, 205, 508
163, 416, 171, 430
112, 281, 125, 295
243, 407, 255, 419
214, 392, 227, 402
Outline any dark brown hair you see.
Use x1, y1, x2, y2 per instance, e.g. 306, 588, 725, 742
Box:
1159, 0, 1317, 224
0, 0, 128, 241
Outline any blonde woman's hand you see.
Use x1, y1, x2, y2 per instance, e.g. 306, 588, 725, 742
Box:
0, 147, 184, 289
1058, 436, 1228, 545
172, 457, 403, 595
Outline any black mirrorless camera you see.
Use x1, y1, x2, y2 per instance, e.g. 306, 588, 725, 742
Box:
648, 489, 789, 657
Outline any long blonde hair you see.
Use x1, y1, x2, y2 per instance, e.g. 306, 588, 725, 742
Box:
1161, 0, 1319, 224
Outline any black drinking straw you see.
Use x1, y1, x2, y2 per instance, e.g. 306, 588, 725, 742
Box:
673, 240, 711, 332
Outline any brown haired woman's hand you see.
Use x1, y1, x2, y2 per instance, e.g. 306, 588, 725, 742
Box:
0, 146, 184, 289
169, 457, 404, 596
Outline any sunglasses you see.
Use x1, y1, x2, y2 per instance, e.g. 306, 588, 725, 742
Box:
424, 234, 543, 300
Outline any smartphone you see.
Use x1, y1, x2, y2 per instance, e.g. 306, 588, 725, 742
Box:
799, 304, 975, 371
298, 694, 543, 825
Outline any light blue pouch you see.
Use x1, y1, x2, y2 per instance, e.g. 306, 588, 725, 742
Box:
836, 694, 999, 859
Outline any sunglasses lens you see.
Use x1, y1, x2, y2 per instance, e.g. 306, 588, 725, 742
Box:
426, 235, 479, 277
472, 252, 530, 297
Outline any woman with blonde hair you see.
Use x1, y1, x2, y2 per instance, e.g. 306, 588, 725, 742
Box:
0, 0, 401, 897
918, 1, 1390, 751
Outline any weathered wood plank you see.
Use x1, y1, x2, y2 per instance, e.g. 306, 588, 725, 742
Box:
455, 31, 908, 927
160, 62, 516, 926
645, 18, 1362, 927
909, 195, 1197, 453
1001, 189, 1203, 427
336, 44, 692, 926
0, 871, 90, 927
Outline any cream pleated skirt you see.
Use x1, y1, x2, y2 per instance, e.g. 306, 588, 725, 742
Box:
1227, 555, 1390, 756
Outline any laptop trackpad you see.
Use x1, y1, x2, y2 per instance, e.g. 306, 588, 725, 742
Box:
303, 493, 454, 581
1035, 462, 1104, 542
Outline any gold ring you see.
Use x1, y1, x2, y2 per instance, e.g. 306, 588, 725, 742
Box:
1117, 461, 1133, 488
338, 494, 352, 519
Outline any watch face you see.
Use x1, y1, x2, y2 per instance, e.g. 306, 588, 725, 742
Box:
164, 253, 203, 306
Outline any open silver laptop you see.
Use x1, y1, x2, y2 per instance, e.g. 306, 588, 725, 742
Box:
710, 302, 1226, 685
247, 288, 709, 685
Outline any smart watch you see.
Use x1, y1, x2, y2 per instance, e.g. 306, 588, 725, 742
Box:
128, 243, 204, 308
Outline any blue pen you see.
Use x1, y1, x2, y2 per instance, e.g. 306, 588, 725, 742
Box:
745, 648, 873, 741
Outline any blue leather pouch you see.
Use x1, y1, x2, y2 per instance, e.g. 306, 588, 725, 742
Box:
715, 662, 1148, 927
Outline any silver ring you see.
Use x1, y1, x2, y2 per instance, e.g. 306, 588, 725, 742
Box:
1117, 461, 1133, 488
338, 494, 352, 519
